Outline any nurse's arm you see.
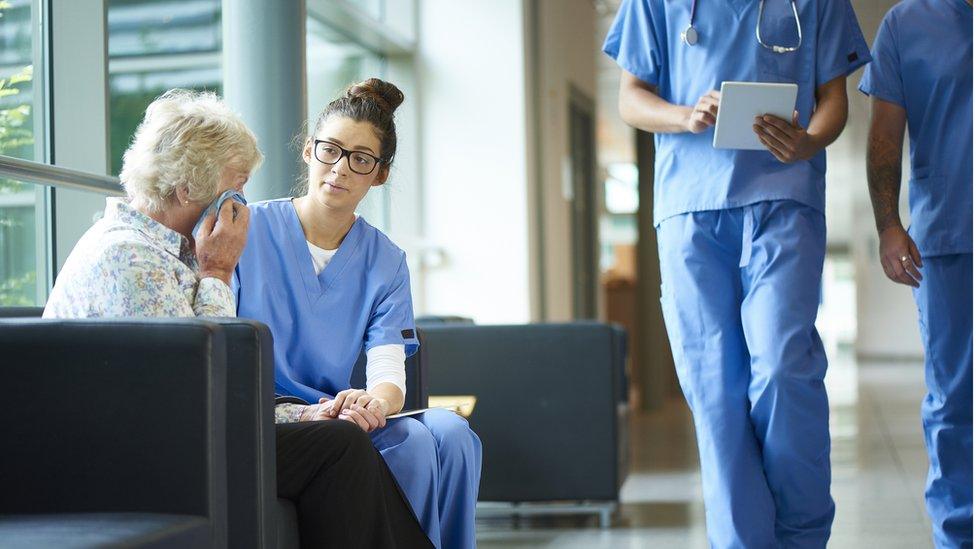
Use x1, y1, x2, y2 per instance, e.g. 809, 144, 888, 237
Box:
806, 75, 850, 150
368, 383, 405, 415
867, 98, 923, 287
753, 75, 848, 162
617, 70, 718, 134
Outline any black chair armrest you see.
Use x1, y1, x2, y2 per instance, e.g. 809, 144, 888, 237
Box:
0, 307, 44, 318
203, 318, 277, 549
411, 329, 429, 410
609, 323, 630, 404
0, 318, 227, 547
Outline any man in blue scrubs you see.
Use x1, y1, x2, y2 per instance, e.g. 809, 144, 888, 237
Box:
604, 1, 869, 546
859, 2, 973, 547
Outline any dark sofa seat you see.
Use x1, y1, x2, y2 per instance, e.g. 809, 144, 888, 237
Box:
0, 513, 210, 549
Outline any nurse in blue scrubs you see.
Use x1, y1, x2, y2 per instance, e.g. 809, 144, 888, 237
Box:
233, 78, 482, 549
860, 2, 973, 547
604, 1, 869, 547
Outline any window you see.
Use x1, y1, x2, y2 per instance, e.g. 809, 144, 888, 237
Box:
107, 0, 222, 175
0, 0, 45, 306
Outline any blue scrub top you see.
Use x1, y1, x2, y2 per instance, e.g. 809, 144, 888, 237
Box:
603, 0, 870, 225
233, 199, 421, 403
859, 0, 973, 257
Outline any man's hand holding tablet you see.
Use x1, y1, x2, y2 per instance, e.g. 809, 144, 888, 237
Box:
753, 111, 818, 163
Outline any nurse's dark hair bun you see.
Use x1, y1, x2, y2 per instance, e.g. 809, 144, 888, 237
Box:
345, 78, 404, 114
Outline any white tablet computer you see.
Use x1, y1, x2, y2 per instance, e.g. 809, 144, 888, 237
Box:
712, 81, 798, 150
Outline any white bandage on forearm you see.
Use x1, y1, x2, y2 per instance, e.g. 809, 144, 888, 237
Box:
365, 344, 407, 397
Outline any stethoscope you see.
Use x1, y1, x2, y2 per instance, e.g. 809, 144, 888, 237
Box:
681, 0, 803, 53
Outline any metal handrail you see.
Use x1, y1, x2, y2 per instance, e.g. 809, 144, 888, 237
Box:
0, 155, 123, 196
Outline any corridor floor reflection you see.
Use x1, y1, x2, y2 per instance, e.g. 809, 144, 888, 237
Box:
477, 354, 934, 548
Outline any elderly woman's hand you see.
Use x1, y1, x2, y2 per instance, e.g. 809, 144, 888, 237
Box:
197, 199, 249, 284
300, 401, 339, 422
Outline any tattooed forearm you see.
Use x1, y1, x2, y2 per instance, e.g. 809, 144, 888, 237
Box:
867, 134, 903, 234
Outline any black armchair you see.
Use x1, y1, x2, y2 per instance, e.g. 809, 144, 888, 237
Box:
421, 321, 628, 522
0, 316, 227, 548
0, 308, 429, 549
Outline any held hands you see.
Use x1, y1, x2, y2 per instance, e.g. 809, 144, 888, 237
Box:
753, 112, 817, 163
300, 401, 338, 422
878, 225, 923, 288
319, 389, 391, 433
196, 199, 249, 284
686, 91, 721, 133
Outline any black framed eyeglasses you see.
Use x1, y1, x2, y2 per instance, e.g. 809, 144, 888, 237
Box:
312, 139, 385, 175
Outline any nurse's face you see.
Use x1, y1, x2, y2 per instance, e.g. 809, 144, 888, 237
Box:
302, 116, 388, 213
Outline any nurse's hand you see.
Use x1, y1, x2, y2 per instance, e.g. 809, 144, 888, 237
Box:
197, 199, 250, 284
327, 390, 392, 417
338, 404, 387, 433
328, 388, 370, 417
878, 225, 923, 287
753, 112, 816, 163
685, 91, 720, 134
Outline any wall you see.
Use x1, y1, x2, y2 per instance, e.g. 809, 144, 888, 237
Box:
416, 0, 533, 324
533, 0, 599, 321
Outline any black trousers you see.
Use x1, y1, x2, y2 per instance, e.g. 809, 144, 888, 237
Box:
277, 420, 434, 549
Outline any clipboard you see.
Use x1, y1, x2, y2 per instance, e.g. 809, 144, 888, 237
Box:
387, 405, 460, 420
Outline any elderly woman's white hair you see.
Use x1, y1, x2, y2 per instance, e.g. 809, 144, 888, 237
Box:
120, 89, 263, 212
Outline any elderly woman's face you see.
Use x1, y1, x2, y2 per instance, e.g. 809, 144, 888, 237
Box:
178, 165, 249, 229
303, 116, 387, 213
217, 165, 250, 197
185, 164, 249, 214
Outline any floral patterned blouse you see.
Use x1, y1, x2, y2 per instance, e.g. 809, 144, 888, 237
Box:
43, 198, 306, 423
43, 198, 235, 318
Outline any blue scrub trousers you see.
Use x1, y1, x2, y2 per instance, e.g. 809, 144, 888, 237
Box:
913, 253, 973, 549
370, 409, 483, 549
657, 200, 834, 549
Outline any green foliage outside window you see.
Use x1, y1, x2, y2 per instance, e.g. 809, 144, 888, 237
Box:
0, 64, 36, 306
0, 0, 38, 306
0, 270, 35, 306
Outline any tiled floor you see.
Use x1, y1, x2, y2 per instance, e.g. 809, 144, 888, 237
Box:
476, 355, 935, 548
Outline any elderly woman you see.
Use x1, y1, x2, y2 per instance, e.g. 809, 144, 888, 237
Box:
43, 89, 431, 549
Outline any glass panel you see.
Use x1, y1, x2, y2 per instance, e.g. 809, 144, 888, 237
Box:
107, 0, 222, 175
382, 0, 416, 42
360, 0, 383, 21
306, 16, 388, 229
0, 180, 39, 306
0, 0, 43, 306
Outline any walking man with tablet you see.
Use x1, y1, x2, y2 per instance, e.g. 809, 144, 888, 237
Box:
603, 1, 869, 547
860, 1, 973, 547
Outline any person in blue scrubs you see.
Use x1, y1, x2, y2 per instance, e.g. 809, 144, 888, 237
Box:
233, 79, 482, 549
604, 1, 869, 546
859, 2, 973, 546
